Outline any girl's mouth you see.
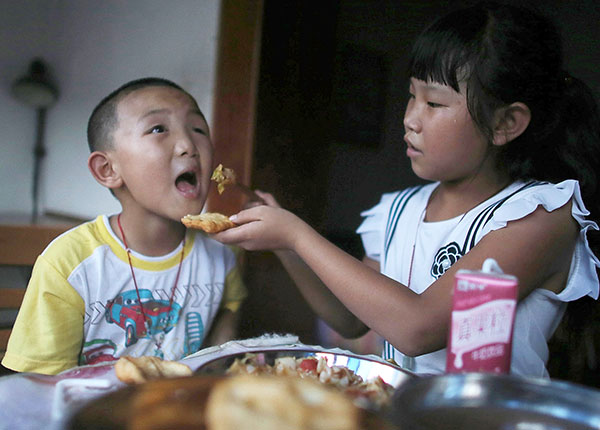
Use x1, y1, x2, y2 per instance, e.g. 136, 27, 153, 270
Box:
405, 140, 422, 158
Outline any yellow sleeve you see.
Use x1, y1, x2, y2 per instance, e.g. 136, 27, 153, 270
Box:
221, 246, 248, 313
2, 255, 85, 375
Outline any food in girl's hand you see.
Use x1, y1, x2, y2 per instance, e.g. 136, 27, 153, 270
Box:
114, 355, 192, 384
181, 213, 236, 233
205, 374, 360, 430
211, 164, 237, 194
226, 353, 395, 408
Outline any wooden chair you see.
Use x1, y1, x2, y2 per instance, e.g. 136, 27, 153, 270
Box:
0, 288, 26, 356
0, 218, 76, 370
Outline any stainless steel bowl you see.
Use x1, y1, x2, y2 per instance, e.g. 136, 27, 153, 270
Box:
386, 372, 600, 430
195, 348, 415, 389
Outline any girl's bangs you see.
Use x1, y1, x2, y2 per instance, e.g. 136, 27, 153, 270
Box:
408, 29, 471, 92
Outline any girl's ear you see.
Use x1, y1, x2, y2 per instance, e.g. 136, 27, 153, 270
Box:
88, 151, 123, 190
492, 102, 531, 146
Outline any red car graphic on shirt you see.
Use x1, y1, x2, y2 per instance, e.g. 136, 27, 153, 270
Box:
105, 289, 181, 347
80, 339, 117, 365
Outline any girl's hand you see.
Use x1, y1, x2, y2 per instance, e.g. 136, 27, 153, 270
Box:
244, 190, 281, 209
213, 202, 308, 252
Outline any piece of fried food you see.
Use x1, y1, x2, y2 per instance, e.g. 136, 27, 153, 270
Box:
114, 355, 192, 385
128, 376, 221, 430
205, 374, 360, 430
181, 212, 236, 233
211, 164, 237, 194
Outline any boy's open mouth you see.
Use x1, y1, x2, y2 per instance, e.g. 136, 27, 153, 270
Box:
175, 171, 198, 194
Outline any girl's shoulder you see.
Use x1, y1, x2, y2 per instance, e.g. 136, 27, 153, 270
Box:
483, 179, 594, 233
484, 180, 599, 300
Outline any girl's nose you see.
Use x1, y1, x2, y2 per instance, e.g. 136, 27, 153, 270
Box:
403, 102, 421, 134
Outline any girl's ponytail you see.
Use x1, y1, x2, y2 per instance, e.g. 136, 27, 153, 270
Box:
547, 73, 600, 388
553, 73, 600, 221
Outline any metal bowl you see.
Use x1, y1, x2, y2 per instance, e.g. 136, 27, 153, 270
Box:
386, 372, 600, 430
195, 348, 415, 389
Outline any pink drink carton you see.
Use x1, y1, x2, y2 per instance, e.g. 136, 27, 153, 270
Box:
446, 258, 518, 374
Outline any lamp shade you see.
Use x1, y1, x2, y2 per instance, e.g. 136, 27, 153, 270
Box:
12, 59, 59, 108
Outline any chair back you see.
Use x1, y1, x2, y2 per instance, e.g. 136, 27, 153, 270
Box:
0, 221, 75, 362
0, 288, 26, 353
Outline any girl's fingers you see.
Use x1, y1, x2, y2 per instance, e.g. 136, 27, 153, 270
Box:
254, 190, 281, 208
229, 208, 259, 225
243, 200, 263, 209
212, 220, 255, 242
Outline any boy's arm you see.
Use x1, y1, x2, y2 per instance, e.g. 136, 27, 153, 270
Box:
202, 246, 247, 347
2, 256, 84, 374
203, 309, 239, 347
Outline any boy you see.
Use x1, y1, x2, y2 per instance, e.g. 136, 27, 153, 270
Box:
2, 78, 246, 375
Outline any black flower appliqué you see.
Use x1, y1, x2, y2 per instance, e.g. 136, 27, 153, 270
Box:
431, 242, 463, 279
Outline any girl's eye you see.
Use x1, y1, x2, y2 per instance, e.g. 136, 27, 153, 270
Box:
193, 127, 207, 135
427, 101, 445, 108
149, 125, 166, 134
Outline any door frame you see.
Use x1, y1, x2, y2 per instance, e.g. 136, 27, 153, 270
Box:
206, 0, 264, 215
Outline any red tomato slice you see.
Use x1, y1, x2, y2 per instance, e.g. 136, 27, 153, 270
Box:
298, 358, 318, 373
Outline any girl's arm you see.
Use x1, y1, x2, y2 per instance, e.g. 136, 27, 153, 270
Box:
242, 191, 368, 337
274, 249, 369, 338
214, 201, 577, 356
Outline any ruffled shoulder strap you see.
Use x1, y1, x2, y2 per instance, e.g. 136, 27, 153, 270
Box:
357, 184, 433, 261
480, 179, 599, 300
356, 192, 398, 261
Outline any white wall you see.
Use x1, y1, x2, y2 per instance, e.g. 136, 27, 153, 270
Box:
1, 0, 221, 220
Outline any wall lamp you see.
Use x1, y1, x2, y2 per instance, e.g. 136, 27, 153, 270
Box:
11, 58, 59, 222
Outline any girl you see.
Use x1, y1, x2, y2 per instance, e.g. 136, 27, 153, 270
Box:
214, 2, 600, 378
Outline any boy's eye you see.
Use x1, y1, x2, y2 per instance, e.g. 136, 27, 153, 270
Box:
193, 127, 207, 135
149, 125, 166, 134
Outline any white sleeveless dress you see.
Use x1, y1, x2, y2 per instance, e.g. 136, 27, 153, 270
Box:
357, 179, 599, 377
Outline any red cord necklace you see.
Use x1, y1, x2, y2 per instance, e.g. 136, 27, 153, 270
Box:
117, 214, 185, 357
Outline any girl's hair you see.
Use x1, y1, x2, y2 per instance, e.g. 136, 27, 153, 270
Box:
408, 1, 600, 387
407, 1, 600, 223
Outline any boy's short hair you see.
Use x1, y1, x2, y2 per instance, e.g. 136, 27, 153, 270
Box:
87, 77, 198, 152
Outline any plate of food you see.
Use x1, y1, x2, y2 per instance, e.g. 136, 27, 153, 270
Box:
195, 349, 415, 410
67, 352, 406, 430
69, 373, 402, 430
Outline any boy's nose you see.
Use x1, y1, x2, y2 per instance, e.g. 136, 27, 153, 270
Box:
175, 132, 198, 157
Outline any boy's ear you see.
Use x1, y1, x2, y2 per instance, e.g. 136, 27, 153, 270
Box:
88, 151, 123, 190
492, 102, 531, 146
